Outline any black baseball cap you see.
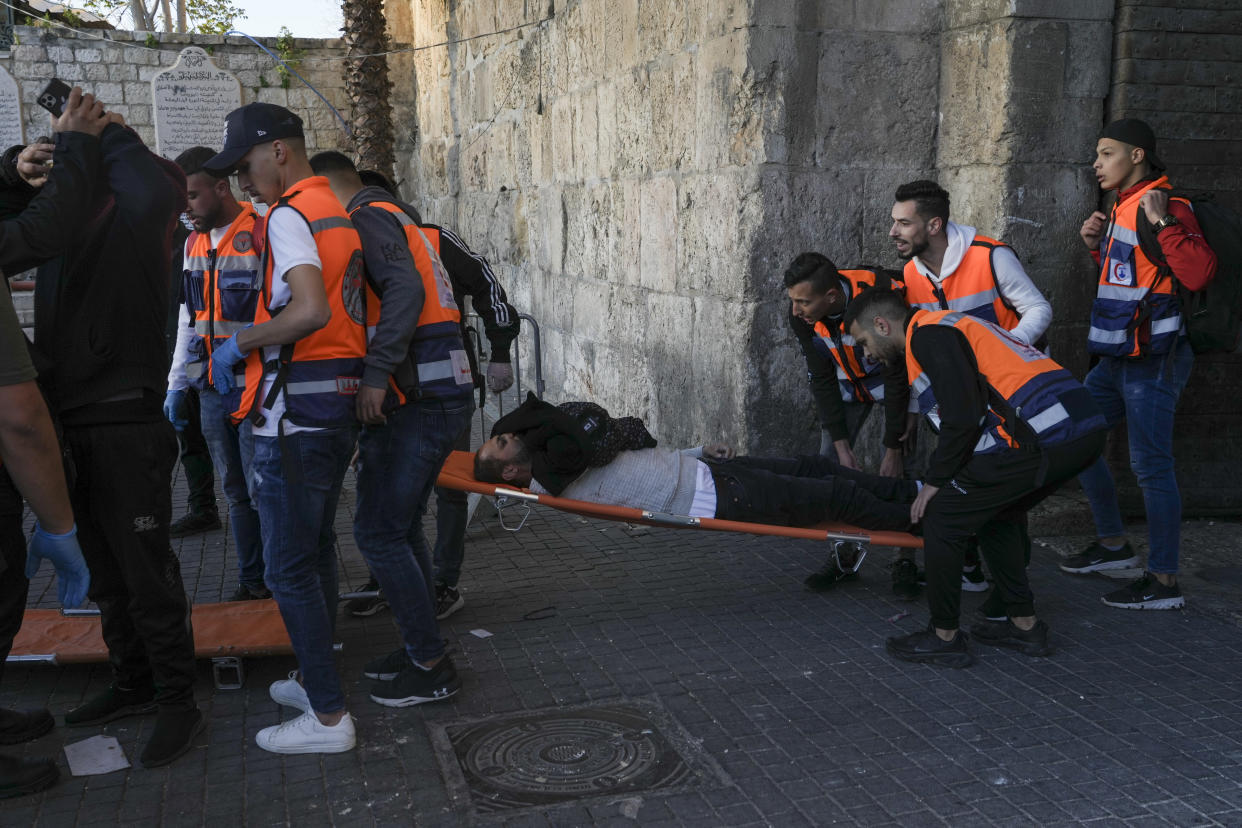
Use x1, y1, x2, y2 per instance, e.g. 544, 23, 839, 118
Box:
1099, 118, 1165, 171
204, 102, 305, 173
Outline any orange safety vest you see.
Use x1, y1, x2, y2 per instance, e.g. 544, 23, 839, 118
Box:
903, 235, 1021, 331
809, 268, 904, 403
906, 309, 1104, 454
232, 176, 369, 429
350, 199, 473, 405
1087, 176, 1184, 358
181, 203, 263, 408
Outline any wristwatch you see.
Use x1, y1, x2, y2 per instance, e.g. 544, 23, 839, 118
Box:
1152, 214, 1180, 232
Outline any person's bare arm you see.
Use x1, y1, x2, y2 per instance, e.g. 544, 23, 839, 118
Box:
236, 264, 331, 351
0, 381, 74, 534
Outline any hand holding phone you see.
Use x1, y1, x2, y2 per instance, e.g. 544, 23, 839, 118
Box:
37, 79, 71, 118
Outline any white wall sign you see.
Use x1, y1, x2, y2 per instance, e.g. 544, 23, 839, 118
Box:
152, 46, 241, 159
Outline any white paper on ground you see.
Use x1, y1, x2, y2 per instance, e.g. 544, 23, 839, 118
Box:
470, 629, 494, 639
64, 734, 131, 776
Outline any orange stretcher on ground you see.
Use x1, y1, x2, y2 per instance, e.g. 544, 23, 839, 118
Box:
9, 600, 291, 689
435, 451, 923, 549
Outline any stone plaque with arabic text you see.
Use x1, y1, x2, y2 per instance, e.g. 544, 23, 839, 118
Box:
0, 65, 25, 150
152, 46, 241, 159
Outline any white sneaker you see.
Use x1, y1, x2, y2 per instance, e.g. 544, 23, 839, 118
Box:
269, 672, 312, 714
255, 711, 356, 754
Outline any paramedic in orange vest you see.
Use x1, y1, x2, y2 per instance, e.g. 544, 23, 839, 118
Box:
1063, 118, 1216, 610
889, 180, 1054, 599
203, 103, 365, 755
784, 253, 922, 597
846, 289, 1107, 668
165, 145, 267, 603
314, 151, 475, 707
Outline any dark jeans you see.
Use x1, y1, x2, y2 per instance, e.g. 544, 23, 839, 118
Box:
66, 421, 196, 709
923, 431, 1107, 629
175, 387, 216, 516
355, 397, 474, 663
431, 414, 474, 589
709, 454, 915, 530
253, 426, 356, 715
198, 387, 263, 588
0, 469, 28, 686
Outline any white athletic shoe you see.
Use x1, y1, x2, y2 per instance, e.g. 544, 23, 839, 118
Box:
256, 711, 356, 755
269, 671, 312, 714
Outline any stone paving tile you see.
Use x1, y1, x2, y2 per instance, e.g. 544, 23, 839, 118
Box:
3, 464, 1242, 825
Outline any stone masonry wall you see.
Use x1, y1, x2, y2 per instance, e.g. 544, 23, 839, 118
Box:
1107, 1, 1242, 515
0, 26, 351, 158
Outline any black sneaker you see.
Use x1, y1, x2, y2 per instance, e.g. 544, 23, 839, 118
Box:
64, 684, 158, 727
370, 656, 462, 707
891, 559, 920, 601
345, 580, 388, 617
363, 648, 412, 681
229, 583, 272, 602
168, 511, 221, 538
961, 564, 989, 593
0, 709, 54, 746
970, 618, 1053, 657
804, 560, 857, 592
1059, 541, 1139, 574
886, 623, 974, 668
0, 754, 58, 800
977, 589, 1007, 622
140, 708, 205, 768
435, 584, 465, 620
1101, 572, 1185, 610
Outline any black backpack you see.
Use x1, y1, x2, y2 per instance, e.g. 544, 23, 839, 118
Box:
1136, 192, 1242, 355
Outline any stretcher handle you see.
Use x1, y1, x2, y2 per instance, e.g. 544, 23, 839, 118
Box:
495, 494, 532, 532
642, 511, 702, 527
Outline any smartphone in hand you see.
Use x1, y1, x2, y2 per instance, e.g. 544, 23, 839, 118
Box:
36, 79, 72, 117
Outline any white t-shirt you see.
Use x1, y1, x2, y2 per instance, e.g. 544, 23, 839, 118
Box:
167, 226, 232, 391
250, 205, 323, 438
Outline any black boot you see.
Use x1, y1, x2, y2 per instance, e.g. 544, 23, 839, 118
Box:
0, 754, 58, 799
64, 684, 157, 727
140, 708, 205, 768
0, 709, 55, 745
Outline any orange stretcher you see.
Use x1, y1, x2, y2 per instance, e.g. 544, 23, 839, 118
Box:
435, 451, 923, 549
8, 599, 292, 689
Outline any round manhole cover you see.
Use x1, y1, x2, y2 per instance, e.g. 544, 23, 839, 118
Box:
449, 706, 694, 810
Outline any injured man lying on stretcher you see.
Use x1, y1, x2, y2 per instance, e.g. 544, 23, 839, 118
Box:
473, 434, 919, 534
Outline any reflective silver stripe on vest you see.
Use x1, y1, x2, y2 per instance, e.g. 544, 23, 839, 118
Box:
1151, 315, 1182, 336
214, 255, 260, 271
185, 256, 211, 269
411, 226, 458, 311
194, 319, 252, 336
1087, 326, 1129, 344
943, 288, 999, 313
185, 362, 246, 387
974, 433, 997, 453
286, 378, 359, 395
912, 372, 932, 397
308, 216, 354, 234
1025, 402, 1068, 434
390, 211, 417, 227
1109, 223, 1139, 246
912, 300, 940, 312
417, 358, 472, 383
1096, 283, 1149, 301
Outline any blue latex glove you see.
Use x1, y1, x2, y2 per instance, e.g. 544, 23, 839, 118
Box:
163, 389, 188, 430
25, 523, 91, 609
209, 330, 250, 395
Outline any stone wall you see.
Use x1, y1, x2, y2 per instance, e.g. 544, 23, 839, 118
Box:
0, 26, 351, 157
1107, 1, 1242, 515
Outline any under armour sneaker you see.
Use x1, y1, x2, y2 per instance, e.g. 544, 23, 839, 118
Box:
961, 564, 989, 592
891, 559, 920, 601
370, 656, 462, 707
1059, 541, 1139, 574
885, 623, 974, 669
255, 711, 355, 755
435, 583, 465, 620
970, 618, 1053, 657
1101, 572, 1185, 610
344, 579, 388, 617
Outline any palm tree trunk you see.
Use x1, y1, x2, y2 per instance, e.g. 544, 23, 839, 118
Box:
341, 0, 395, 180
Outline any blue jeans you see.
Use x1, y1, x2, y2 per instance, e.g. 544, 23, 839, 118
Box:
354, 397, 473, 663
198, 387, 263, 588
1077, 338, 1194, 574
253, 426, 356, 714
432, 413, 474, 588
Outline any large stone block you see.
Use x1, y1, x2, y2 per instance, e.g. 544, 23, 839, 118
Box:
947, 0, 1113, 29
602, 0, 640, 73
675, 172, 755, 298
572, 89, 599, 182
639, 176, 678, 292
855, 0, 942, 33
613, 66, 653, 178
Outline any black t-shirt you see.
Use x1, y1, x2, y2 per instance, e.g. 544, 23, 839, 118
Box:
0, 285, 35, 388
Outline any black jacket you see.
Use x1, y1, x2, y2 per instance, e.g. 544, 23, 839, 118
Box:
29, 124, 186, 420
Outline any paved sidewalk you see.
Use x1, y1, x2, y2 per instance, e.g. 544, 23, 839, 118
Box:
2, 466, 1241, 825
